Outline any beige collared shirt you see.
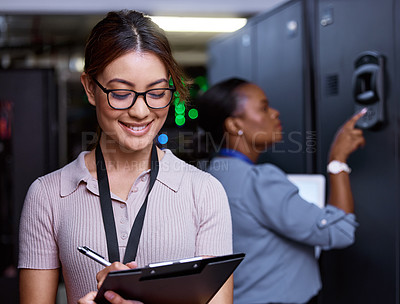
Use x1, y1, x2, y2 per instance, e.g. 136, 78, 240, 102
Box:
19, 149, 232, 304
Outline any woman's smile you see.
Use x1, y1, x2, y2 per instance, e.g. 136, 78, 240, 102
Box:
119, 120, 153, 136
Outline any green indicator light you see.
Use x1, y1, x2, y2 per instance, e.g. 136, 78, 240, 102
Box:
195, 76, 209, 92
175, 103, 186, 115
175, 114, 185, 126
174, 98, 180, 106
188, 108, 198, 119
173, 91, 181, 105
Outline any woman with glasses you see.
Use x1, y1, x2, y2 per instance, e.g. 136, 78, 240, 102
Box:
197, 78, 367, 304
18, 10, 232, 304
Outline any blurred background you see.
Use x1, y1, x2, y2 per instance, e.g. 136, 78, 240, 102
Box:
0, 1, 287, 302
1, 0, 400, 303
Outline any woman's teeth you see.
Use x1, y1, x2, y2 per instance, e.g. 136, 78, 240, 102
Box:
129, 125, 146, 131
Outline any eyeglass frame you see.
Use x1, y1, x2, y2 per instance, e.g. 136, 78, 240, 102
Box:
92, 78, 176, 110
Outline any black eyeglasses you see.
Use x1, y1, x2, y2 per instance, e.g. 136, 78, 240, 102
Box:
92, 78, 176, 110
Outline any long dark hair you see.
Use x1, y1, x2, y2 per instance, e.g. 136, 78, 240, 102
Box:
197, 78, 249, 148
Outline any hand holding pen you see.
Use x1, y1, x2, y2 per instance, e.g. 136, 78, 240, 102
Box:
78, 245, 138, 288
77, 246, 141, 304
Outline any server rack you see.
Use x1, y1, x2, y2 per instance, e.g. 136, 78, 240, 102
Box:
207, 0, 400, 302
0, 69, 59, 301
315, 0, 399, 303
208, 0, 315, 174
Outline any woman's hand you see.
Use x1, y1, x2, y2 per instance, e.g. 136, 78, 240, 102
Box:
327, 108, 368, 214
96, 261, 138, 290
329, 108, 367, 162
78, 290, 143, 304
78, 291, 97, 304
78, 261, 141, 304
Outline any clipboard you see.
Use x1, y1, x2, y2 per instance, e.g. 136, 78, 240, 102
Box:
94, 253, 245, 304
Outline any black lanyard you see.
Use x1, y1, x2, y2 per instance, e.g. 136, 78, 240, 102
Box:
95, 144, 159, 264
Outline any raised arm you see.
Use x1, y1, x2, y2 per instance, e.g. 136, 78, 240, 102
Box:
327, 109, 367, 213
19, 268, 59, 304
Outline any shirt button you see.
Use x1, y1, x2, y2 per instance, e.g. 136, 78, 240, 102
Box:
132, 187, 139, 193
320, 219, 327, 226
121, 233, 128, 240
120, 217, 127, 224
141, 176, 147, 182
120, 203, 126, 209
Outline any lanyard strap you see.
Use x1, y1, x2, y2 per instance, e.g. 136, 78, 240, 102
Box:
95, 144, 159, 264
218, 148, 254, 165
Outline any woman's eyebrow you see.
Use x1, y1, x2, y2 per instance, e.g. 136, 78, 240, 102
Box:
146, 78, 169, 88
106, 78, 169, 88
107, 78, 133, 87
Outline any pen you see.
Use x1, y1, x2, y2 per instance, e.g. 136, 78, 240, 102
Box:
77, 246, 112, 267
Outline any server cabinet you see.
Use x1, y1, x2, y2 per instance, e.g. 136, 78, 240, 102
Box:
208, 25, 255, 85
315, 0, 400, 303
254, 0, 313, 173
208, 0, 400, 302
0, 69, 59, 271
207, 0, 314, 173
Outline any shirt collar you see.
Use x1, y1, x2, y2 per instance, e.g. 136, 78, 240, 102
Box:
60, 151, 92, 197
60, 149, 183, 197
218, 148, 254, 165
156, 149, 183, 192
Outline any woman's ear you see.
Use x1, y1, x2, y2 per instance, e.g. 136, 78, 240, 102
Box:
80, 73, 96, 106
224, 117, 243, 136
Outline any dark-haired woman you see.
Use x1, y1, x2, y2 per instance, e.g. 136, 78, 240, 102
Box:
18, 11, 232, 304
197, 78, 366, 304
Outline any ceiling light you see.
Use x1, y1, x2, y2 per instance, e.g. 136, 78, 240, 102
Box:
150, 16, 247, 33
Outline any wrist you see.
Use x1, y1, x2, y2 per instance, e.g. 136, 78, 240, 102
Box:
328, 152, 347, 162
327, 160, 352, 174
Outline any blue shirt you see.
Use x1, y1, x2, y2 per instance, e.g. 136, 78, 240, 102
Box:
207, 156, 358, 304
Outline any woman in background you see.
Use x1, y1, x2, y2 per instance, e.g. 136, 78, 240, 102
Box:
18, 10, 233, 304
197, 78, 366, 304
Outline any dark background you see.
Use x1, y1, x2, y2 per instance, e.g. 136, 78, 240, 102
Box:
1, 0, 399, 302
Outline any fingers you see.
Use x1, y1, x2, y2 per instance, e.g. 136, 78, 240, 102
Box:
104, 291, 143, 304
95, 262, 139, 301
78, 291, 97, 304
329, 117, 366, 161
97, 262, 130, 290
353, 129, 366, 148
345, 107, 368, 129
126, 261, 138, 269
343, 129, 366, 153
345, 127, 365, 146
351, 128, 363, 136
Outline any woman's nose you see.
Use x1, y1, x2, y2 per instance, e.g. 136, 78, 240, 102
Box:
270, 108, 280, 119
128, 95, 150, 118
